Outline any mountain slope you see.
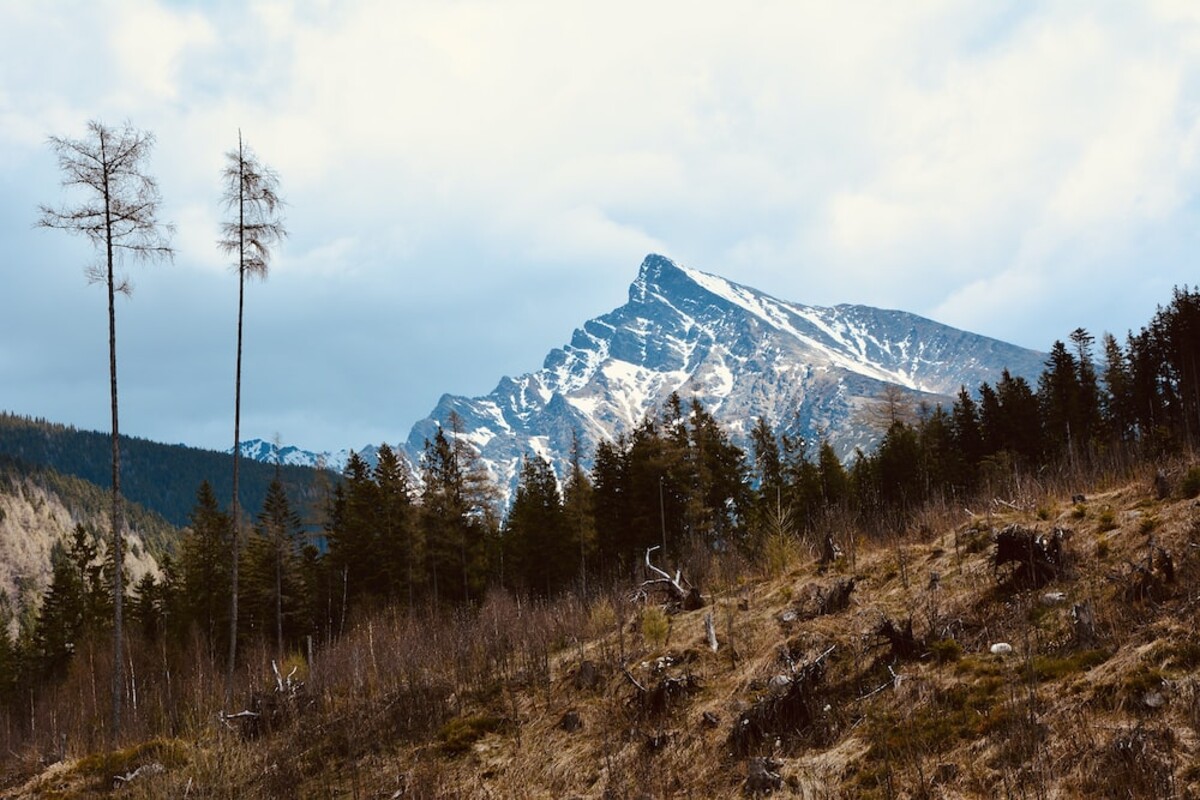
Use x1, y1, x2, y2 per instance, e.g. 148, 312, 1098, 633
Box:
0, 414, 335, 528
401, 254, 1045, 497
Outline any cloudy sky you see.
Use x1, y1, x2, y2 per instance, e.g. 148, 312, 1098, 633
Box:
3, 1, 1199, 454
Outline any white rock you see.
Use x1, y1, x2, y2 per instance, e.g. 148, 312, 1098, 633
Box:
989, 642, 1014, 655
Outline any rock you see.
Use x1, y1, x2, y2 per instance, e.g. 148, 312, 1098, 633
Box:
1041, 591, 1067, 606
1143, 691, 1166, 709
934, 762, 959, 784
700, 710, 720, 728
990, 642, 1013, 656
558, 710, 583, 732
746, 757, 784, 794
573, 659, 601, 691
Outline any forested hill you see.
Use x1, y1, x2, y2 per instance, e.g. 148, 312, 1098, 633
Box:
0, 414, 335, 529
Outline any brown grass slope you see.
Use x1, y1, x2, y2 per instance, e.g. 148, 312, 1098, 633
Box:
6, 464, 1200, 798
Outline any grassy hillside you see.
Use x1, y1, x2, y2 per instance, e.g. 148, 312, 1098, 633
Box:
0, 413, 335, 529
4, 459, 1200, 797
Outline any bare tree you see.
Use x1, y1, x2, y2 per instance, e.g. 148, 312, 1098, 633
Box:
37, 120, 174, 739
860, 383, 918, 433
218, 131, 285, 703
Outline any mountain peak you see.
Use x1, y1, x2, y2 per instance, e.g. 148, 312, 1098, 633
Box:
630, 253, 692, 303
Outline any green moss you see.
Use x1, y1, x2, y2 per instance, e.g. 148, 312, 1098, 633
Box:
1030, 649, 1111, 682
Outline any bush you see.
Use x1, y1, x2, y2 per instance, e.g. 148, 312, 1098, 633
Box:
641, 606, 670, 649
437, 715, 506, 756
929, 637, 962, 664
1181, 466, 1200, 499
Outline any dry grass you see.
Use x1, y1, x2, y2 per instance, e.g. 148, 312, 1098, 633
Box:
6, 461, 1200, 797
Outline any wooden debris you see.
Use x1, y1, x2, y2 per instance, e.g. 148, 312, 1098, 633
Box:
993, 524, 1066, 588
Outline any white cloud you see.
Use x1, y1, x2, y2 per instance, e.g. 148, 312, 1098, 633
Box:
6, 0, 1200, 450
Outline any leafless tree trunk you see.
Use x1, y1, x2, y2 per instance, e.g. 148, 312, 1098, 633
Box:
38, 120, 174, 740
219, 130, 286, 705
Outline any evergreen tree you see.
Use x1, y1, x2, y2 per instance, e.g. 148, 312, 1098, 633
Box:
178, 482, 231, 657
562, 432, 596, 595
1101, 332, 1135, 443
130, 572, 163, 641
504, 455, 570, 595
34, 542, 89, 679
996, 370, 1041, 465
325, 452, 380, 608
685, 398, 750, 550
950, 386, 983, 490
374, 444, 418, 608
0, 592, 18, 708
1039, 340, 1082, 461
591, 436, 630, 571
419, 422, 497, 604
251, 477, 301, 656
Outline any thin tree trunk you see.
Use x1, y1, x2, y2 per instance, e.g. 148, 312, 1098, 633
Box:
101, 129, 125, 742
226, 133, 245, 708
276, 543, 283, 659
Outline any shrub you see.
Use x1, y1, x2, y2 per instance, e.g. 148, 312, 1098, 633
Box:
641, 606, 670, 649
929, 637, 963, 664
1097, 507, 1117, 532
1031, 649, 1111, 682
438, 715, 506, 756
1181, 466, 1200, 499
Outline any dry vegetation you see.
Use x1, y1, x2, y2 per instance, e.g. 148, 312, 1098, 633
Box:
5, 460, 1200, 798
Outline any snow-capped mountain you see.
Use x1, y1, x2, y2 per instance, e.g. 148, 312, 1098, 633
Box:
398, 254, 1046, 499
236, 439, 357, 473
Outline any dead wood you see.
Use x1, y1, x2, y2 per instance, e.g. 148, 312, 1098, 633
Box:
1124, 542, 1176, 604
868, 617, 926, 662
728, 647, 834, 755
745, 756, 784, 795
993, 524, 1066, 588
636, 546, 704, 610
629, 673, 702, 718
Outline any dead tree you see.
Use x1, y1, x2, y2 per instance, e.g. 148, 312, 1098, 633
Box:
636, 546, 703, 609
1124, 541, 1176, 603
868, 617, 925, 661
816, 577, 856, 616
219, 131, 286, 702
38, 120, 175, 738
729, 646, 835, 755
993, 524, 1066, 588
818, 533, 842, 570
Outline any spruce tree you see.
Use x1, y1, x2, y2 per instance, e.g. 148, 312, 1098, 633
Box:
179, 482, 232, 658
